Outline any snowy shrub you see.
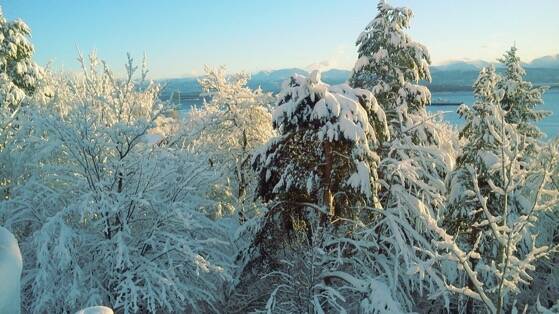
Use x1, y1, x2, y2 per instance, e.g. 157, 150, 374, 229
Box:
4, 54, 232, 313
174, 66, 274, 219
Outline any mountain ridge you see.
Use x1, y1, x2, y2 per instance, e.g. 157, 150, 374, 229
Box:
159, 54, 559, 98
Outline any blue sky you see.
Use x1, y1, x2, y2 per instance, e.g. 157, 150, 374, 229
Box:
3, 1, 558, 79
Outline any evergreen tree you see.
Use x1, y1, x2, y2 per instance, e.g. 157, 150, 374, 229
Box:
0, 7, 42, 114
497, 46, 549, 139
348, 0, 453, 212
230, 70, 388, 312
0, 8, 44, 202
440, 66, 559, 313
349, 4, 456, 309
446, 66, 510, 237
350, 0, 432, 142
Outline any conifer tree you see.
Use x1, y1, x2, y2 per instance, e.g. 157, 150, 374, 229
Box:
497, 46, 549, 139
439, 66, 559, 313
0, 7, 42, 115
230, 70, 388, 312
350, 0, 432, 142
0, 8, 44, 201
346, 3, 462, 311
348, 0, 453, 210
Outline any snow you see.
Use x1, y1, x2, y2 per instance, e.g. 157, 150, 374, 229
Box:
75, 306, 114, 314
478, 150, 499, 170
354, 56, 370, 72
309, 69, 321, 84
0, 227, 22, 314
347, 161, 372, 197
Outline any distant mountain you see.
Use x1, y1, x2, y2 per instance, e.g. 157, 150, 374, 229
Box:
433, 54, 559, 71
321, 69, 352, 85
527, 54, 559, 69
159, 54, 559, 98
431, 60, 494, 72
251, 68, 308, 82
248, 68, 308, 91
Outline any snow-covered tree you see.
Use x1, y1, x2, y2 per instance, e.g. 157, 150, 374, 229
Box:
0, 7, 42, 112
515, 139, 559, 310
497, 46, 549, 140
350, 0, 433, 141
253, 70, 386, 212
435, 66, 559, 313
230, 70, 389, 312
348, 0, 454, 214
0, 8, 44, 200
348, 3, 457, 311
175, 66, 274, 218
4, 53, 232, 313
256, 213, 410, 314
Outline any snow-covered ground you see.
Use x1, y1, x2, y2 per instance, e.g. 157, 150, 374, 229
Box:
75, 306, 114, 314
0, 226, 22, 314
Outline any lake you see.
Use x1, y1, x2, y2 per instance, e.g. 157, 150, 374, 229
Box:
175, 89, 559, 139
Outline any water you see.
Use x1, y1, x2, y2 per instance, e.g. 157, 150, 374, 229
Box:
174, 89, 559, 139
429, 89, 559, 138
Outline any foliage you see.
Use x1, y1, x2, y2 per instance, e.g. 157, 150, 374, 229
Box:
3, 54, 232, 313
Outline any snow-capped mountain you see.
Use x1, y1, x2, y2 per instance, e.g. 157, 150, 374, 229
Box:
527, 54, 559, 68
431, 60, 496, 72
158, 53, 559, 97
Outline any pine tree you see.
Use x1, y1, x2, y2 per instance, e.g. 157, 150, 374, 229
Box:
0, 7, 42, 114
0, 8, 44, 202
254, 70, 386, 221
497, 46, 549, 139
230, 70, 388, 312
350, 0, 432, 141
446, 66, 510, 237
347, 2, 459, 311
439, 66, 559, 313
348, 0, 452, 209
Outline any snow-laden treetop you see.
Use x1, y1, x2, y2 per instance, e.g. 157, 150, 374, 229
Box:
0, 8, 42, 110
254, 70, 388, 209
350, 0, 431, 95
273, 70, 386, 147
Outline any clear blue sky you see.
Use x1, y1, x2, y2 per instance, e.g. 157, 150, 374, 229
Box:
3, 1, 558, 79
